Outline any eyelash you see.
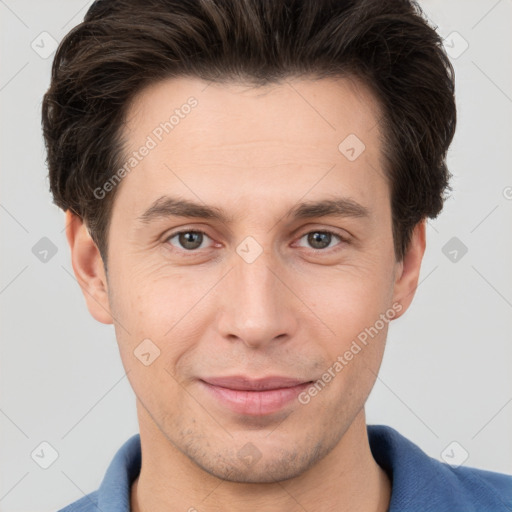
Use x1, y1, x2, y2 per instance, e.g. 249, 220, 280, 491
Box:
164, 229, 347, 254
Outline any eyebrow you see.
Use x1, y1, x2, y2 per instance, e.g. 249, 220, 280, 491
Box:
137, 195, 370, 225
137, 196, 233, 224
289, 198, 370, 220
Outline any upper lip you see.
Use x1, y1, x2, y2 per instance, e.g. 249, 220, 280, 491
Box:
201, 376, 312, 391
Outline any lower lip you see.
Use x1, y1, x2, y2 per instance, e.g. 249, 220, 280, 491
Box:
200, 381, 312, 416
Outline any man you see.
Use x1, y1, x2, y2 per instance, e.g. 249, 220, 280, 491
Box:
42, 0, 511, 510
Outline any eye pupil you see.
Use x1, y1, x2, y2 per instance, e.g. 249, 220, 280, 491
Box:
179, 231, 203, 250
308, 232, 331, 249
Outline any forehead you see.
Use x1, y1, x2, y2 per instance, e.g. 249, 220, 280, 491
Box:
115, 75, 387, 221
124, 75, 382, 150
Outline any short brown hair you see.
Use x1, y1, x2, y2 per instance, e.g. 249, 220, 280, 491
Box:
42, 0, 456, 266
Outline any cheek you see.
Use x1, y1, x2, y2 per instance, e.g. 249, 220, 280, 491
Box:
108, 274, 193, 410
298, 261, 394, 338
108, 265, 217, 371
109, 260, 195, 329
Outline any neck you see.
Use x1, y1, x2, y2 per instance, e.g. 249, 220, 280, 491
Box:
131, 405, 390, 512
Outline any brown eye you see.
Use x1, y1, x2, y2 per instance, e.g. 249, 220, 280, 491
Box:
308, 232, 332, 249
167, 231, 210, 251
297, 231, 344, 250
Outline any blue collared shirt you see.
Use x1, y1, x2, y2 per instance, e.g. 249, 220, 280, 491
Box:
57, 425, 512, 511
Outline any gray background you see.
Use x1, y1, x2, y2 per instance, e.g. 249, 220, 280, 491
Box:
1, 1, 511, 510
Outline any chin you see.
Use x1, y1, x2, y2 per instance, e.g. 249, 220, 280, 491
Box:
187, 440, 332, 484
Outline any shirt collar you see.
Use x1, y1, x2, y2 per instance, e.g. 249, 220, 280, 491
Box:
95, 425, 507, 511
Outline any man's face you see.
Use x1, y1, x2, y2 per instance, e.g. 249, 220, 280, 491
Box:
87, 76, 418, 482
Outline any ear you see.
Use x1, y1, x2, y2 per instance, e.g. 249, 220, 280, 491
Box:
391, 219, 426, 319
65, 210, 113, 324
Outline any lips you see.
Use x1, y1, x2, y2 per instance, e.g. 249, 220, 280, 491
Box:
199, 375, 313, 416
202, 375, 310, 391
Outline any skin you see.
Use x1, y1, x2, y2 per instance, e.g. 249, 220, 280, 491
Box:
66, 76, 426, 512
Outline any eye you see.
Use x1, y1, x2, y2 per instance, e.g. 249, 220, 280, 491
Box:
166, 230, 213, 251
296, 230, 345, 250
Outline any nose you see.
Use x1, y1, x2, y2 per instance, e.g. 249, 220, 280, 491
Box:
215, 249, 298, 350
